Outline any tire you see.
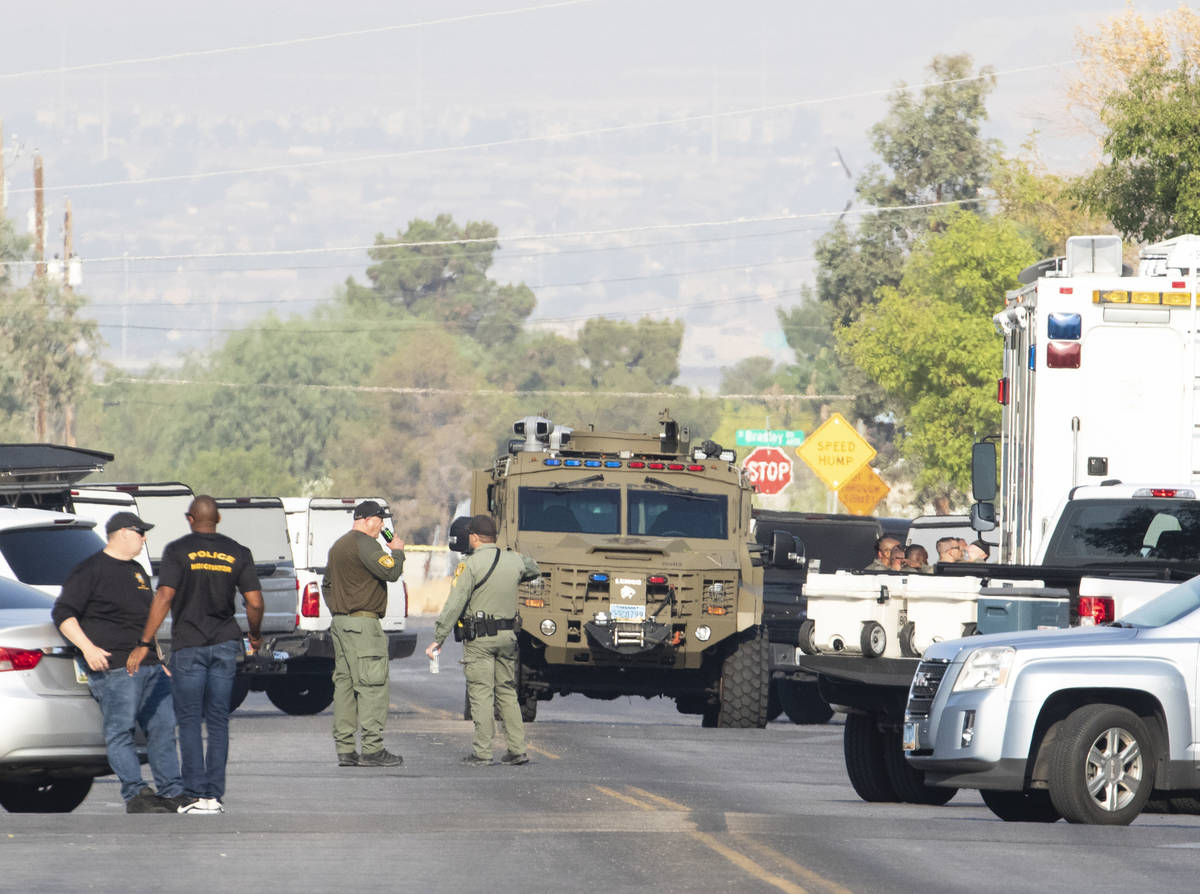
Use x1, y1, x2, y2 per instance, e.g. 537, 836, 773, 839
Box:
0, 777, 93, 813
711, 625, 769, 728
777, 679, 834, 725
519, 695, 537, 723
860, 621, 886, 658
881, 728, 957, 805
980, 789, 1061, 823
701, 706, 719, 728
1048, 704, 1154, 825
843, 713, 897, 802
898, 621, 920, 658
766, 679, 784, 721
265, 675, 335, 715
798, 619, 818, 655
229, 676, 251, 712
1167, 795, 1200, 814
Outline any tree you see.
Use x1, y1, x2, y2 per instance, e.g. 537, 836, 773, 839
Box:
990, 141, 1113, 258
346, 214, 535, 344
577, 317, 683, 388
1067, 4, 1200, 142
1072, 58, 1200, 243
839, 211, 1037, 501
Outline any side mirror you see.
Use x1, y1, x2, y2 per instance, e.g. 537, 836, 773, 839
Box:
448, 516, 473, 554
970, 502, 997, 532
771, 530, 806, 569
972, 442, 997, 502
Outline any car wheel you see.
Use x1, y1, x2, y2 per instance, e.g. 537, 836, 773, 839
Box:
980, 789, 1061, 822
777, 679, 833, 725
880, 729, 956, 805
843, 713, 897, 802
265, 675, 335, 715
229, 676, 251, 712
1048, 704, 1153, 825
0, 777, 94, 813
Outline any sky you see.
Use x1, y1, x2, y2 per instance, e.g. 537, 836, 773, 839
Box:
0, 0, 1182, 390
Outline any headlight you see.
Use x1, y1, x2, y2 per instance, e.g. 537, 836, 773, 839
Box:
539, 619, 557, 637
952, 646, 1015, 692
695, 625, 712, 642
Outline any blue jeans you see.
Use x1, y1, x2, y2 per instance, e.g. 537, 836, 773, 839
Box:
170, 639, 240, 799
86, 664, 183, 801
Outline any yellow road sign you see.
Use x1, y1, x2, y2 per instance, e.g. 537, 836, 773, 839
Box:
795, 412, 876, 490
837, 465, 890, 516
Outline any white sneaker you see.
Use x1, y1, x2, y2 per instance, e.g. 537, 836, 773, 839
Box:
178, 797, 224, 814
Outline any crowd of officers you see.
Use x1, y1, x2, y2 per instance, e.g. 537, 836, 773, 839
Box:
50, 498, 536, 815
865, 534, 991, 573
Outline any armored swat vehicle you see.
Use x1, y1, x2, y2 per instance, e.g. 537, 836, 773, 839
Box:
454, 411, 801, 728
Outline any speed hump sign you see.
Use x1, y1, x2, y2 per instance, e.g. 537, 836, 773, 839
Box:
742, 446, 793, 495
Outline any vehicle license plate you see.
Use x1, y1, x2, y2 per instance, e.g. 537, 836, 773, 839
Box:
902, 721, 919, 751
609, 603, 646, 621
73, 658, 89, 684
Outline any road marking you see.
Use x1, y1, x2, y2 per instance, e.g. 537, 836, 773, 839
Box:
594, 785, 822, 894
400, 702, 459, 720
624, 787, 852, 894
527, 743, 561, 760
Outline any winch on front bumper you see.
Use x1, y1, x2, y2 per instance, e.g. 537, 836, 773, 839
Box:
584, 617, 672, 654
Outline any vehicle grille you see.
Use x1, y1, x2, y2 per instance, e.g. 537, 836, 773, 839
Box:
905, 658, 950, 717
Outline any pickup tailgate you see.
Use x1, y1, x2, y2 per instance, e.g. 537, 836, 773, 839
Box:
214, 498, 297, 635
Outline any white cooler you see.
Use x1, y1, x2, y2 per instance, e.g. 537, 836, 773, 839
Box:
900, 575, 983, 657
801, 571, 908, 658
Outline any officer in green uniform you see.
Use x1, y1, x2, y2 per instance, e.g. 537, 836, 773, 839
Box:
323, 500, 405, 767
427, 515, 539, 766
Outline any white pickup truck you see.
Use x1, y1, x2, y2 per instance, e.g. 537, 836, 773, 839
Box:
904, 576, 1200, 825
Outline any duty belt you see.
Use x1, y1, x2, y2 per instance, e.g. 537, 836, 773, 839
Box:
334, 610, 381, 619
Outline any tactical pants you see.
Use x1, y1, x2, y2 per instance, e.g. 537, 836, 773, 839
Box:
463, 631, 525, 759
330, 615, 391, 755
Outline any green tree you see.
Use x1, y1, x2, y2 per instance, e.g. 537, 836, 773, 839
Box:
839, 211, 1037, 502
346, 214, 535, 344
577, 317, 683, 388
1073, 58, 1200, 243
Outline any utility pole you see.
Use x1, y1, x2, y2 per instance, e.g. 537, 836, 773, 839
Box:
33, 153, 45, 279
62, 199, 75, 446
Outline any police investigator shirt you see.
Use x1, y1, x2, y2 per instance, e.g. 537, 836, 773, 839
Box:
157, 531, 261, 650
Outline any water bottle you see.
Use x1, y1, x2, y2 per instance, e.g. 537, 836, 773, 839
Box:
429, 646, 440, 674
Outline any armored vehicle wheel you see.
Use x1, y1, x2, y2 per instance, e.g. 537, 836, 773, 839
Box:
777, 679, 833, 725
229, 677, 251, 712
880, 730, 956, 805
519, 694, 537, 723
898, 622, 920, 658
265, 675, 335, 715
1048, 704, 1153, 825
701, 706, 719, 727
798, 619, 818, 655
0, 777, 93, 813
860, 621, 886, 658
843, 713, 897, 802
711, 626, 769, 728
980, 789, 1061, 823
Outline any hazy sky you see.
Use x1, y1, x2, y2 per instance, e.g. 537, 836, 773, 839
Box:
0, 0, 1182, 386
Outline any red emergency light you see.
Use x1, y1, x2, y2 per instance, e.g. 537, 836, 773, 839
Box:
1077, 596, 1114, 625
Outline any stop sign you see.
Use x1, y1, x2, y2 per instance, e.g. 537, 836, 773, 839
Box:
742, 446, 793, 495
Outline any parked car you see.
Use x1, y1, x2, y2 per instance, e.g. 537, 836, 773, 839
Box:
0, 578, 108, 813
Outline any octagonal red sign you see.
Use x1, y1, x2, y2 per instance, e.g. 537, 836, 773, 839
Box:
742, 446, 793, 495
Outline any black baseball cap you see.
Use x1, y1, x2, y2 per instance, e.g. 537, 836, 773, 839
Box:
467, 514, 498, 537
353, 500, 390, 520
106, 511, 154, 535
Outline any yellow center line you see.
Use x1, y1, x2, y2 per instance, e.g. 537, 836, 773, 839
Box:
400, 702, 458, 720
623, 786, 854, 894
527, 743, 561, 760
592, 785, 809, 894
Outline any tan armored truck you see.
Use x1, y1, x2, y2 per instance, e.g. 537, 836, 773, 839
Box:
453, 412, 802, 728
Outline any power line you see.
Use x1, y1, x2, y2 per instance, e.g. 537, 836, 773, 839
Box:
99, 378, 855, 401
0, 0, 598, 82
72, 197, 982, 265
7, 61, 1076, 197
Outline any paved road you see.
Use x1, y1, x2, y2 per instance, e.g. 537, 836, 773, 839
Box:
5, 617, 1200, 893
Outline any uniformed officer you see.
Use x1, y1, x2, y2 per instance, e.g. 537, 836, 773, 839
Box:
426, 515, 539, 766
323, 500, 405, 767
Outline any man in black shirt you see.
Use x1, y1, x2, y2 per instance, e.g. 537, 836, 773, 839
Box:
129, 495, 263, 815
52, 511, 185, 814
